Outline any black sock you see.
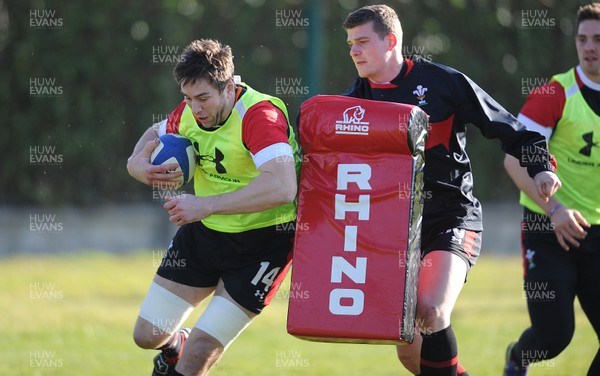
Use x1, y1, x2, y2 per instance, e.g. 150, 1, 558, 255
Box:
510, 344, 520, 366
416, 364, 468, 376
420, 325, 458, 376
510, 339, 531, 370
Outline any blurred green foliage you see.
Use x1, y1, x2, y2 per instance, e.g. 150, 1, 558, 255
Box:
1, 0, 582, 206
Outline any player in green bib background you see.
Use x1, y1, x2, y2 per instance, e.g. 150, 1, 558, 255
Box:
503, 4, 600, 375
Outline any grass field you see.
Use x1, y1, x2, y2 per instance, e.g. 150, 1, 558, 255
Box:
1, 252, 595, 375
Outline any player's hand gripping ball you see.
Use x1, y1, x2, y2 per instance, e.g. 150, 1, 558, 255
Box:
150, 134, 196, 188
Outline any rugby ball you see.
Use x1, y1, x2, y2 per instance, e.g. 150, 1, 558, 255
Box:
150, 134, 196, 187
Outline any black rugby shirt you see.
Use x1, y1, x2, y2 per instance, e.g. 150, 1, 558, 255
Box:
343, 56, 555, 236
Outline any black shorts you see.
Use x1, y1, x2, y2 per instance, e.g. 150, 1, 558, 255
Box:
521, 208, 600, 280
421, 227, 482, 271
156, 220, 294, 314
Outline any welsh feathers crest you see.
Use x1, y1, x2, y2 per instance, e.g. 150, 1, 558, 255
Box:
413, 85, 428, 106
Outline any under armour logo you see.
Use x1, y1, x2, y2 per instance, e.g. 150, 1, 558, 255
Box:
255, 290, 265, 300
194, 143, 227, 174
451, 228, 465, 244
579, 131, 598, 157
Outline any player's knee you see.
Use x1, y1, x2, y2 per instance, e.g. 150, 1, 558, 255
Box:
554, 330, 573, 355
134, 282, 195, 349
539, 327, 574, 358
416, 304, 448, 332
133, 324, 163, 349
521, 322, 574, 362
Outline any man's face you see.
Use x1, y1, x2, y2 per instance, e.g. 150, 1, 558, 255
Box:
181, 79, 234, 129
576, 19, 600, 79
346, 21, 393, 82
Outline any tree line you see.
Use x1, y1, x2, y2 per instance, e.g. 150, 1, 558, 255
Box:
1, 0, 579, 206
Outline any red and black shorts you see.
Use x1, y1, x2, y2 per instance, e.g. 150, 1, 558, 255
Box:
421, 227, 482, 271
156, 220, 294, 314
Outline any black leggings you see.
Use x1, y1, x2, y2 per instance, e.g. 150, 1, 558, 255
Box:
514, 210, 600, 375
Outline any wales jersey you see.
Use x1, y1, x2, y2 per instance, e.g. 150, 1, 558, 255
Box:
160, 84, 300, 232
344, 56, 555, 235
518, 66, 600, 224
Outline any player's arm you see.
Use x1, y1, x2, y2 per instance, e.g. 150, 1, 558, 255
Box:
209, 150, 297, 215
504, 154, 588, 250
126, 123, 183, 188
164, 155, 296, 226
503, 103, 589, 250
504, 154, 560, 215
452, 72, 560, 198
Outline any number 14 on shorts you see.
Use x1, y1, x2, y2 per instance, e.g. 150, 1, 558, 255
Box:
251, 261, 281, 294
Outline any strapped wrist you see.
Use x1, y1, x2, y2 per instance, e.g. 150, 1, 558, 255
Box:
547, 203, 563, 218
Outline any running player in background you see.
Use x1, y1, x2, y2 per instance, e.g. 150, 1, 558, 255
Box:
503, 4, 600, 375
127, 39, 300, 375
340, 5, 561, 376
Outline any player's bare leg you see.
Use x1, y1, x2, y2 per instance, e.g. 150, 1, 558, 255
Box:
396, 332, 422, 374
407, 251, 468, 375
417, 251, 466, 331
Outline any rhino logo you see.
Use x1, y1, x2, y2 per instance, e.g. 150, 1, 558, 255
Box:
342, 105, 366, 124
335, 105, 369, 136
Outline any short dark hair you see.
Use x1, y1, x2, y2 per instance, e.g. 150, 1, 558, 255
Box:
173, 39, 234, 91
342, 4, 402, 40
577, 3, 600, 30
